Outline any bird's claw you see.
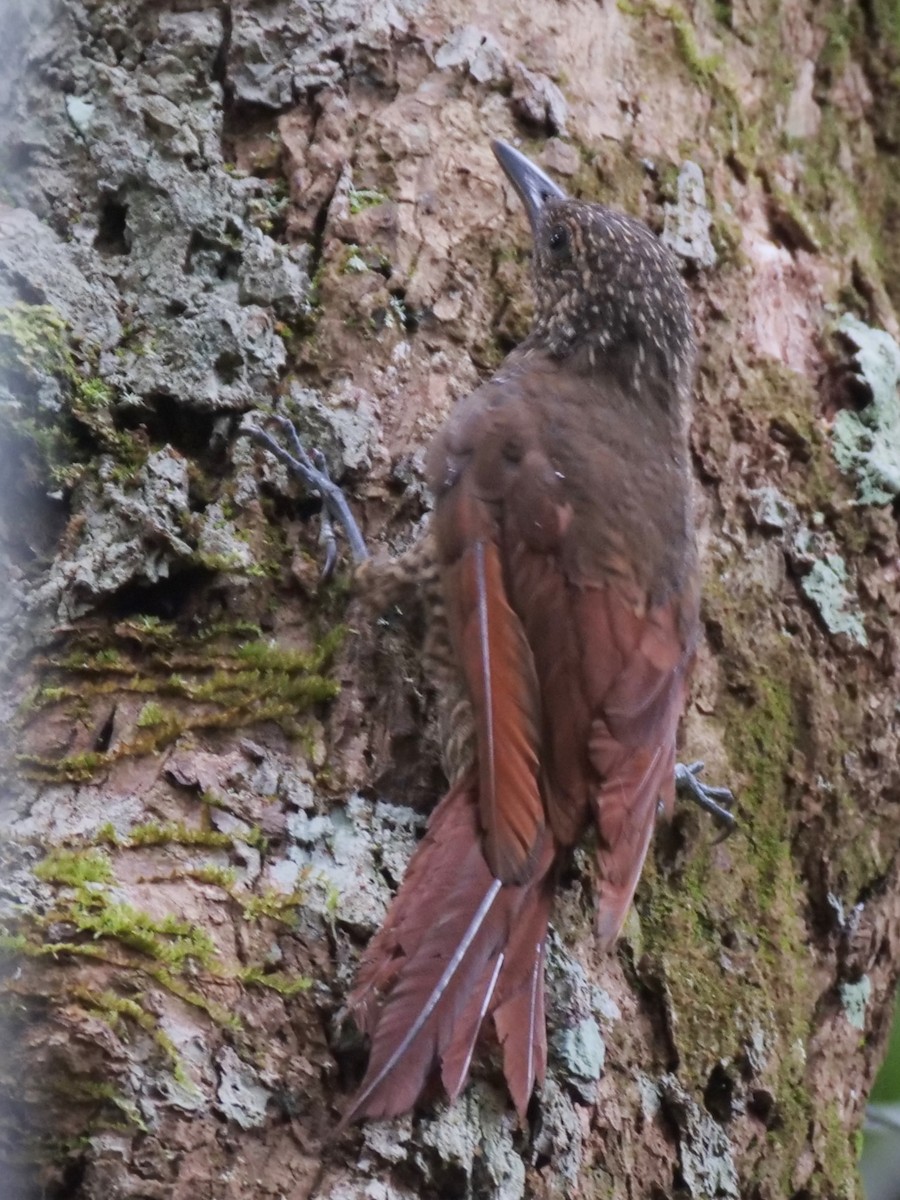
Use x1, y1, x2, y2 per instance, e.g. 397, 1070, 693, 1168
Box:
674, 760, 737, 842
243, 414, 369, 580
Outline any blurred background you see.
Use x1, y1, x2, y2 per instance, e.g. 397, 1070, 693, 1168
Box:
862, 993, 900, 1200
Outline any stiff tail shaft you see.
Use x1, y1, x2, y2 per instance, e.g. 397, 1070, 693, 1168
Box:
342, 774, 554, 1125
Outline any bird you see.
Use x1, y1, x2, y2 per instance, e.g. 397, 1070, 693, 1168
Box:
246, 139, 732, 1126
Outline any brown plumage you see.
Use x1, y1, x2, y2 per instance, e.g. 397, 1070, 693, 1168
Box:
342, 141, 699, 1124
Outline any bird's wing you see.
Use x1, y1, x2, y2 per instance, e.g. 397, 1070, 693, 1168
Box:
496, 409, 697, 948
579, 585, 693, 947
432, 463, 546, 884
430, 371, 696, 927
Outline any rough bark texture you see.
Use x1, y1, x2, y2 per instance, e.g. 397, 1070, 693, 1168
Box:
1, 1, 899, 1198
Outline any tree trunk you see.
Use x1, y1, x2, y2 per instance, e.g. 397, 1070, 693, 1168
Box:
2, 1, 899, 1197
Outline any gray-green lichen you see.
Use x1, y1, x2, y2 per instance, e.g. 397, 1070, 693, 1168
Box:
278, 795, 423, 933
553, 1017, 605, 1100
39, 448, 194, 618
356, 1087, 524, 1200
839, 975, 871, 1031
661, 161, 717, 268
545, 930, 614, 1100
800, 553, 868, 646
421, 1093, 514, 1188
215, 1046, 271, 1129
832, 314, 900, 505
660, 1076, 740, 1200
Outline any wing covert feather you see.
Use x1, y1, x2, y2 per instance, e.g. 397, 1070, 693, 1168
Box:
436, 478, 545, 884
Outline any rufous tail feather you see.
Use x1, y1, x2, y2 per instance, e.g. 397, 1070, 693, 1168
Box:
341, 774, 554, 1126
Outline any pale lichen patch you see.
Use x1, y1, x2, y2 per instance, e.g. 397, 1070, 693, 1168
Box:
831, 314, 900, 505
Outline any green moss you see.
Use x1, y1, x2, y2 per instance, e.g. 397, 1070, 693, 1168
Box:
813, 1098, 858, 1199
0, 303, 81, 483
63, 895, 215, 968
22, 843, 216, 971
2, 841, 248, 1040
200, 788, 228, 810
123, 821, 235, 850
866, 0, 900, 46
136, 701, 173, 728
725, 676, 798, 901
0, 302, 69, 375
34, 847, 113, 887
347, 186, 388, 215
662, 3, 724, 85
73, 986, 188, 1083
19, 624, 345, 783
48, 1078, 147, 1131
17, 750, 108, 783
638, 645, 817, 1194
616, 0, 741, 119
95, 822, 120, 846
94, 819, 265, 856
239, 887, 306, 925
0, 301, 148, 487
145, 966, 242, 1030
129, 614, 170, 635
819, 8, 853, 77
188, 864, 239, 889
76, 376, 114, 410
237, 966, 313, 997
708, 203, 745, 266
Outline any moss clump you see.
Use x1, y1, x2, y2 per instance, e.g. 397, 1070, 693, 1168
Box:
865, 0, 900, 46
47, 1078, 147, 1132
72, 986, 188, 1083
812, 1097, 858, 1200
238, 886, 307, 925
18, 623, 344, 783
117, 821, 236, 850
61, 895, 215, 970
21, 844, 216, 970
639, 655, 817, 1195
186, 864, 239, 889
659, 3, 724, 86
143, 966, 242, 1030
17, 751, 108, 784
616, 1, 741, 121
33, 847, 113, 887
2, 842, 244, 1032
0, 301, 145, 486
0, 302, 71, 377
96, 819, 265, 855
347, 185, 388, 215
237, 966, 312, 997
0, 305, 79, 483
135, 701, 175, 729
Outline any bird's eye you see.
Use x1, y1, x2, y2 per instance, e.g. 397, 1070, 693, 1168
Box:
547, 225, 570, 259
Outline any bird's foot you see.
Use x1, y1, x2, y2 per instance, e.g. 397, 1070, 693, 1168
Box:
675, 760, 736, 841
243, 414, 369, 580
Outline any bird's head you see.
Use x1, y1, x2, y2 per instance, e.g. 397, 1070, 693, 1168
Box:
492, 140, 694, 395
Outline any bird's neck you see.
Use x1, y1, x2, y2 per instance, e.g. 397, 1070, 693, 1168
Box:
516, 332, 693, 423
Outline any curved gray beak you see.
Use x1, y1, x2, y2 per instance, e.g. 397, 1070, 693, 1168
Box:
492, 140, 567, 230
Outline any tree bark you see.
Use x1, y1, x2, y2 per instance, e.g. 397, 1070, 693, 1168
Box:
2, 1, 899, 1197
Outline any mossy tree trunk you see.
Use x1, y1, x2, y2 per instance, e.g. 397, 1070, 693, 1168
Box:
1, 1, 899, 1197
